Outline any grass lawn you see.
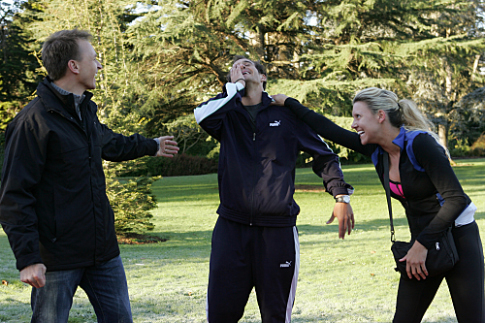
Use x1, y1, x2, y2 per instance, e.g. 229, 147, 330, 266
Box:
1, 158, 484, 322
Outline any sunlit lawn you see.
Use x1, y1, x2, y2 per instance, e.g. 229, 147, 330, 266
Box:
1, 158, 484, 322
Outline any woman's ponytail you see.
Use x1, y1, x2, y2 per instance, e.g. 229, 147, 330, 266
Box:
354, 87, 449, 157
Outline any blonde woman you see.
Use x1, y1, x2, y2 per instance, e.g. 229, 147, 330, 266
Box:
272, 88, 484, 322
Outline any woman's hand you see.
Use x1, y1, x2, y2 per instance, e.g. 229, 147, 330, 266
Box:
270, 94, 289, 106
400, 240, 429, 280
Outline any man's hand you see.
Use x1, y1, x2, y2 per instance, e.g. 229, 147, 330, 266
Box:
400, 240, 429, 280
20, 263, 46, 288
230, 64, 246, 85
270, 94, 289, 106
327, 201, 354, 239
156, 136, 180, 157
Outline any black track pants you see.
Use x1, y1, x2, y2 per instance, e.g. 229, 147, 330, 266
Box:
206, 217, 300, 323
393, 221, 485, 323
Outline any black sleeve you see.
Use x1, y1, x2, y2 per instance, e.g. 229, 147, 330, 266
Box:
413, 134, 469, 249
290, 115, 354, 197
312, 154, 354, 197
0, 117, 45, 270
100, 122, 158, 162
284, 98, 376, 156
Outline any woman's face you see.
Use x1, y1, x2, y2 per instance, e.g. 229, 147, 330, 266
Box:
351, 101, 381, 145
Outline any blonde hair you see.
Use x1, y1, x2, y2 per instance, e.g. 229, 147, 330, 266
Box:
353, 87, 449, 156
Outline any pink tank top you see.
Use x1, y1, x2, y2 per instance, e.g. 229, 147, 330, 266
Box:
390, 180, 405, 199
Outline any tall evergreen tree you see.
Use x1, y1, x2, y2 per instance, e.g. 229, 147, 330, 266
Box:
3, 0, 484, 159
14, 0, 161, 235
0, 0, 41, 130
128, 0, 485, 155
401, 1, 485, 148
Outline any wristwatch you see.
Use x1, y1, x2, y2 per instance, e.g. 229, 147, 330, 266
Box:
335, 195, 350, 204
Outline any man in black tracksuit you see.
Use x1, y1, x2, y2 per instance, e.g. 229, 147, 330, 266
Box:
194, 56, 355, 322
0, 29, 179, 322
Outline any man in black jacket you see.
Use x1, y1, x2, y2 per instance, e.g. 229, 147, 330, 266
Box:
0, 29, 179, 322
194, 56, 355, 322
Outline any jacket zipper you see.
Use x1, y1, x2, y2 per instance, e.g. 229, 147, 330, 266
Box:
250, 131, 256, 226
51, 106, 97, 261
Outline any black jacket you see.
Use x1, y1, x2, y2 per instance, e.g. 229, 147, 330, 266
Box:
194, 83, 353, 227
0, 78, 158, 271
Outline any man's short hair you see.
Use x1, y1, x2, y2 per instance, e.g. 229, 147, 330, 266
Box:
226, 55, 267, 90
42, 29, 92, 81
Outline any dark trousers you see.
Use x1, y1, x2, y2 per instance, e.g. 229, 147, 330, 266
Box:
393, 221, 485, 323
207, 217, 299, 323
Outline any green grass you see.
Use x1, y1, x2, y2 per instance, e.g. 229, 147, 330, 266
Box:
1, 158, 485, 322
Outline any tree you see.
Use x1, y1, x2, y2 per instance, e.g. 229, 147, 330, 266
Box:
14, 0, 161, 234
0, 0, 41, 130
451, 86, 485, 150
105, 174, 157, 234
126, 0, 329, 133
401, 1, 485, 148
3, 0, 484, 164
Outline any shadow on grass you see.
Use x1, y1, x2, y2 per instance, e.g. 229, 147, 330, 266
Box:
291, 314, 459, 323
292, 314, 379, 322
149, 229, 213, 242
297, 216, 408, 235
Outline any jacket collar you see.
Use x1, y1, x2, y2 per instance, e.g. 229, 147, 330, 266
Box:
224, 83, 274, 109
37, 77, 94, 116
371, 126, 427, 171
391, 126, 407, 150
238, 91, 274, 108
262, 91, 274, 106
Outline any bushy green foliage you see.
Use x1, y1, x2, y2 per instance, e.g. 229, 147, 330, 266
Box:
470, 133, 485, 156
2, 0, 484, 235
8, 0, 163, 235
0, 1, 42, 130
161, 114, 216, 156
105, 175, 158, 234
449, 138, 472, 157
452, 86, 485, 148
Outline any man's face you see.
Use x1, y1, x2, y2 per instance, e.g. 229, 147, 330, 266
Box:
233, 59, 266, 85
75, 39, 102, 91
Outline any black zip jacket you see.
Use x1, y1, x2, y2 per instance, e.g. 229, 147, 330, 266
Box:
285, 98, 471, 249
0, 78, 158, 271
194, 83, 353, 227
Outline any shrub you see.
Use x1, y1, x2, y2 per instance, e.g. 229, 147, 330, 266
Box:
470, 133, 485, 157
449, 138, 471, 157
106, 175, 158, 234
116, 153, 218, 177
154, 153, 218, 176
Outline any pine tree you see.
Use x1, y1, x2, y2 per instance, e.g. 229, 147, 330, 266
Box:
0, 0, 41, 130
13, 0, 160, 235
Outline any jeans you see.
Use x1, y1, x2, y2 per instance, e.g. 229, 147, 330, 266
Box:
31, 255, 133, 323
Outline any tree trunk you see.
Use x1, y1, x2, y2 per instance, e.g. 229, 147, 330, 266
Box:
472, 54, 480, 81
438, 123, 448, 150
